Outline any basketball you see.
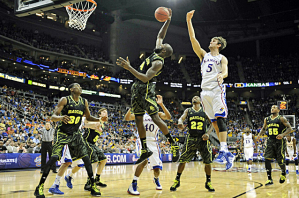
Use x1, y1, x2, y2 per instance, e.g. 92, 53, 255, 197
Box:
155, 7, 169, 22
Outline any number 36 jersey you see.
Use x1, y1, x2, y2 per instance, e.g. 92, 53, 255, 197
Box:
187, 107, 208, 136
266, 115, 286, 139
57, 95, 86, 135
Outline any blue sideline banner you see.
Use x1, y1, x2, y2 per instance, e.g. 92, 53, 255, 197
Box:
0, 153, 173, 169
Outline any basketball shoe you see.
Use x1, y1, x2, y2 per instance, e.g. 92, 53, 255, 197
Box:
84, 178, 92, 191
154, 178, 162, 190
64, 175, 73, 189
91, 183, 101, 196
214, 151, 226, 164
205, 182, 215, 192
48, 185, 64, 195
34, 184, 45, 198
265, 179, 273, 186
95, 176, 107, 187
296, 170, 299, 175
225, 152, 235, 170
127, 183, 140, 195
136, 148, 153, 164
286, 170, 289, 174
170, 179, 180, 191
279, 174, 286, 184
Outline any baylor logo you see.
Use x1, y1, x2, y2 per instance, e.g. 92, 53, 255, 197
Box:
150, 106, 155, 111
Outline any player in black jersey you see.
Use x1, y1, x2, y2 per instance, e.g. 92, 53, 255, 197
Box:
116, 8, 179, 164
257, 105, 293, 186
34, 83, 102, 198
170, 96, 214, 192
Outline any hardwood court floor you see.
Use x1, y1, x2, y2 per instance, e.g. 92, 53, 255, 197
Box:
0, 162, 299, 198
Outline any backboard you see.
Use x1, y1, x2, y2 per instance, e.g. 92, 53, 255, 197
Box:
14, 0, 83, 17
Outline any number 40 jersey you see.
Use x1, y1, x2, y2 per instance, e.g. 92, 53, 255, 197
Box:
134, 113, 160, 142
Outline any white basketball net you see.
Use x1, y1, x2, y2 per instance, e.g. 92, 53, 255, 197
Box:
66, 0, 97, 31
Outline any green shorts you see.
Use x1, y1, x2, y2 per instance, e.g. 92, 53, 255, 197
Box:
264, 137, 286, 165
52, 130, 90, 161
131, 81, 159, 115
86, 142, 107, 163
179, 134, 212, 164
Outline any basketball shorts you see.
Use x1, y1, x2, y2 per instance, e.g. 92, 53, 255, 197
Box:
264, 138, 286, 165
286, 151, 298, 161
179, 134, 212, 164
131, 81, 159, 116
147, 140, 162, 170
201, 85, 228, 122
244, 147, 254, 161
60, 145, 84, 167
52, 130, 90, 162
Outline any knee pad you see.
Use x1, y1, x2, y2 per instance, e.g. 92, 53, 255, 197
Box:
217, 117, 227, 132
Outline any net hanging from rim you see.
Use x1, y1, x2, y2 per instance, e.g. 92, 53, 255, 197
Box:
65, 0, 97, 31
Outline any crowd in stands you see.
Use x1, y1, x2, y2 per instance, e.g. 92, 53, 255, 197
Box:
242, 55, 299, 83
0, 17, 110, 63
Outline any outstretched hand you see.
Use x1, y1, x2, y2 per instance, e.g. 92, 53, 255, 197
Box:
186, 10, 195, 21
116, 57, 131, 70
156, 95, 163, 105
202, 134, 209, 141
167, 8, 172, 19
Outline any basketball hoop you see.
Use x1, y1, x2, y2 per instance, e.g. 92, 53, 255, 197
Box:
65, 0, 97, 31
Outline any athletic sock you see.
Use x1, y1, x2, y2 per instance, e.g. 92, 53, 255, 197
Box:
286, 165, 289, 171
248, 165, 252, 170
220, 142, 228, 152
140, 138, 147, 149
96, 174, 100, 181
206, 175, 211, 183
67, 172, 74, 178
175, 172, 182, 180
265, 159, 272, 180
165, 133, 175, 144
132, 176, 139, 183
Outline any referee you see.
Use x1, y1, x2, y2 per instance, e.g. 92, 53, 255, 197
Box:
34, 122, 57, 173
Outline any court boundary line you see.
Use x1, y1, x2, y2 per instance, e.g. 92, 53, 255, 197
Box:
232, 181, 263, 198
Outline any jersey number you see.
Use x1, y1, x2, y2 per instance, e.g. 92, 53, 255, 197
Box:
145, 124, 154, 132
93, 135, 99, 143
245, 140, 251, 144
191, 121, 203, 130
68, 116, 81, 124
269, 128, 278, 135
206, 64, 213, 72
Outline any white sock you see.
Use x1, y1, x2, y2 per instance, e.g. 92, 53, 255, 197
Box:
220, 142, 228, 152
248, 165, 252, 170
51, 176, 62, 188
133, 176, 139, 182
68, 172, 74, 178
286, 165, 289, 170
296, 166, 298, 171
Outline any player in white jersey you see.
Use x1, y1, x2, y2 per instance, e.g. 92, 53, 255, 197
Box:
285, 134, 299, 174
186, 10, 234, 170
241, 128, 257, 173
124, 95, 171, 195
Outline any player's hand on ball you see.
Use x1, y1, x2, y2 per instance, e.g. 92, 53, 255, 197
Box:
167, 8, 172, 19
202, 134, 209, 141
178, 123, 184, 130
116, 56, 131, 70
61, 115, 71, 124
217, 73, 224, 84
276, 134, 283, 139
186, 10, 195, 21
156, 95, 163, 105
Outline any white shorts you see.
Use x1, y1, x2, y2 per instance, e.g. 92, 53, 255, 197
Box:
286, 151, 298, 161
137, 140, 162, 170
244, 147, 253, 161
60, 145, 84, 167
201, 85, 228, 122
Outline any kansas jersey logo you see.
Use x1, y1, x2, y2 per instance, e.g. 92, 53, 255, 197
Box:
220, 107, 224, 112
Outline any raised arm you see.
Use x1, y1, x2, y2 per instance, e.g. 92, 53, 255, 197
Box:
116, 57, 163, 83
84, 99, 100, 122
156, 8, 172, 49
178, 108, 189, 130
124, 108, 135, 121
51, 97, 70, 124
157, 95, 171, 120
277, 116, 293, 139
186, 10, 206, 61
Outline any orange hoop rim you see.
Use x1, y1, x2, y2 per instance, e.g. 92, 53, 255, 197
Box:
66, 0, 97, 12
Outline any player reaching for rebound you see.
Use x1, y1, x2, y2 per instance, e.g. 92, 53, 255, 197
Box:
285, 134, 299, 175
34, 83, 101, 198
257, 105, 293, 186
186, 10, 234, 170
124, 95, 171, 195
116, 8, 179, 164
170, 96, 214, 192
48, 109, 108, 195
241, 128, 257, 173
